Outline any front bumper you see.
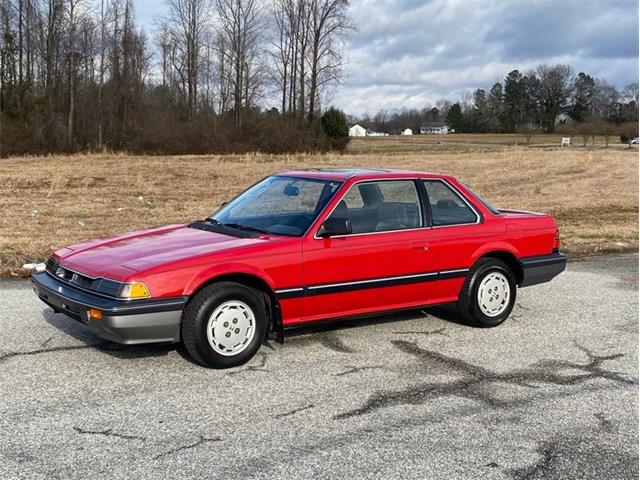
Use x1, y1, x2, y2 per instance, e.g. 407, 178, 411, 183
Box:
31, 272, 187, 344
519, 252, 567, 287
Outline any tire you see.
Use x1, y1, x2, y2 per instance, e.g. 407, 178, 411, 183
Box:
457, 258, 516, 328
181, 282, 268, 368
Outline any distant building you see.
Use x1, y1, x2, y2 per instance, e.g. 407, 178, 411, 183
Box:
366, 129, 386, 137
348, 124, 367, 137
420, 122, 449, 134
554, 113, 574, 126
401, 128, 413, 136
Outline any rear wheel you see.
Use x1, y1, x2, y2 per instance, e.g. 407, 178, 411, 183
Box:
182, 282, 267, 368
457, 258, 516, 327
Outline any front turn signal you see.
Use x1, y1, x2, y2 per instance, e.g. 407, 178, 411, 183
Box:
119, 282, 151, 299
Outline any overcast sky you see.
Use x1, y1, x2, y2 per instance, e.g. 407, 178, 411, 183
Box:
135, 0, 639, 116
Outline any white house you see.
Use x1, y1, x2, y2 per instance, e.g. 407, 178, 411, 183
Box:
401, 128, 413, 136
554, 113, 574, 126
348, 124, 367, 137
420, 122, 449, 134
366, 129, 386, 137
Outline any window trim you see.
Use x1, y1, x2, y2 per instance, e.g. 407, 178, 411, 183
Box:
313, 178, 424, 239
422, 179, 482, 228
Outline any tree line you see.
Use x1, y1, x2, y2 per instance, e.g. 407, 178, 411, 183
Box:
0, 0, 352, 156
355, 65, 639, 140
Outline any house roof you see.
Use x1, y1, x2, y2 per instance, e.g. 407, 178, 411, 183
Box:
421, 122, 448, 128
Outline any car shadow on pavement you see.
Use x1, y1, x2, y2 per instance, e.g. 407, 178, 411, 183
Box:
42, 308, 178, 360
284, 303, 468, 340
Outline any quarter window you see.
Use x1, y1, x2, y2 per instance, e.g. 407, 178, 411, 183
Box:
327, 180, 422, 234
423, 180, 477, 226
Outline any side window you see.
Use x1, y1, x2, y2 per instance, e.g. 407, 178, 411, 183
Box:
423, 181, 478, 226
327, 180, 422, 234
342, 185, 365, 209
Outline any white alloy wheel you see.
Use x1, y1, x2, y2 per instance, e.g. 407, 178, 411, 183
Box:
206, 300, 256, 356
476, 271, 511, 317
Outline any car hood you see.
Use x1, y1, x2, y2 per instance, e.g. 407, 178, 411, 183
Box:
57, 224, 268, 279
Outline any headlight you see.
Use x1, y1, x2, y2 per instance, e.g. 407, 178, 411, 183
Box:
119, 282, 151, 299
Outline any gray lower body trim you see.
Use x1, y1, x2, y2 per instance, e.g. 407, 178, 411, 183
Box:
519, 252, 567, 287
32, 272, 184, 344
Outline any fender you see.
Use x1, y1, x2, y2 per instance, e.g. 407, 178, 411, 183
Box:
184, 261, 278, 296
183, 262, 287, 343
469, 241, 521, 265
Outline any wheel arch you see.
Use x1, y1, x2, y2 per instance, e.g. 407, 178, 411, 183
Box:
185, 271, 284, 343
475, 250, 523, 285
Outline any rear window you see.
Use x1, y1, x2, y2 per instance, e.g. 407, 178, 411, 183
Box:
462, 183, 501, 215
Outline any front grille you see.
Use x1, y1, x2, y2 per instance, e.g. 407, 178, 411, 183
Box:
51, 265, 100, 291
45, 257, 123, 298
46, 257, 58, 273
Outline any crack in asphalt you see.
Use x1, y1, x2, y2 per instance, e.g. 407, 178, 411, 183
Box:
154, 436, 222, 460
335, 340, 635, 419
511, 441, 559, 480
508, 425, 637, 479
226, 353, 270, 376
391, 327, 448, 337
0, 344, 107, 363
333, 365, 385, 376
316, 332, 355, 354
73, 426, 146, 441
288, 331, 355, 354
594, 412, 615, 433
274, 404, 315, 418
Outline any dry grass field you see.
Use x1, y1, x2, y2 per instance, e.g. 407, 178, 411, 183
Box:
0, 141, 637, 277
346, 133, 632, 154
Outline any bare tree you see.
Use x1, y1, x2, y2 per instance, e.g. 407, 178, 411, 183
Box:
536, 64, 573, 132
165, 0, 211, 119
306, 0, 350, 120
215, 0, 264, 127
97, 0, 108, 147
66, 0, 83, 147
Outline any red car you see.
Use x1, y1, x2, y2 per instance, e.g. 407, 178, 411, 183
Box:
32, 169, 566, 368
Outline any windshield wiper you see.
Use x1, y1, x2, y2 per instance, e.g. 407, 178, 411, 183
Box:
222, 223, 271, 235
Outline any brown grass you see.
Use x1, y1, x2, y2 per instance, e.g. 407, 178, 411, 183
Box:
0, 146, 637, 277
346, 133, 635, 154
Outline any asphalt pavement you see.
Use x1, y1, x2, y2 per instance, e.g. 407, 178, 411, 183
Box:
0, 254, 638, 479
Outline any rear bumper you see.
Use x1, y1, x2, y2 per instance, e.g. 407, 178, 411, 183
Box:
31, 272, 187, 344
519, 252, 567, 287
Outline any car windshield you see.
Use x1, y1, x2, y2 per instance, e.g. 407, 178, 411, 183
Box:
211, 176, 342, 236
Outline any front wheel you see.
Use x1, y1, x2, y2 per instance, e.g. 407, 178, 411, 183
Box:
457, 258, 516, 328
181, 282, 267, 368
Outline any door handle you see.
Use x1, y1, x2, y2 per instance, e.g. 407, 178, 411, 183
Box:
411, 242, 429, 251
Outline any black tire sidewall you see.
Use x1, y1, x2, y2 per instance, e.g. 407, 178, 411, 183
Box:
465, 260, 516, 327
189, 284, 267, 368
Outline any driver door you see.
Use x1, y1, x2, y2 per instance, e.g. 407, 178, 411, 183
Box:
300, 179, 439, 323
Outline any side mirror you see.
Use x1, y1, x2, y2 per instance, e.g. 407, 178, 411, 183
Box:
318, 217, 352, 237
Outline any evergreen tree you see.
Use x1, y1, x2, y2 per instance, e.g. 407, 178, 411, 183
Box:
488, 82, 504, 132
447, 103, 463, 132
570, 72, 595, 123
321, 107, 350, 151
503, 70, 525, 132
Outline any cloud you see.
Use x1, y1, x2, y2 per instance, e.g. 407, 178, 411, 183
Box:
133, 0, 638, 115
335, 0, 639, 115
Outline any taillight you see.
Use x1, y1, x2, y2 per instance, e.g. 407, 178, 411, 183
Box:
553, 228, 561, 252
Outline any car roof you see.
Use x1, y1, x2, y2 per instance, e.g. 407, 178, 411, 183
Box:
276, 168, 453, 182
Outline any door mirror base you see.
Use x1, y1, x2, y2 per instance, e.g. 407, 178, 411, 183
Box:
318, 217, 352, 237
